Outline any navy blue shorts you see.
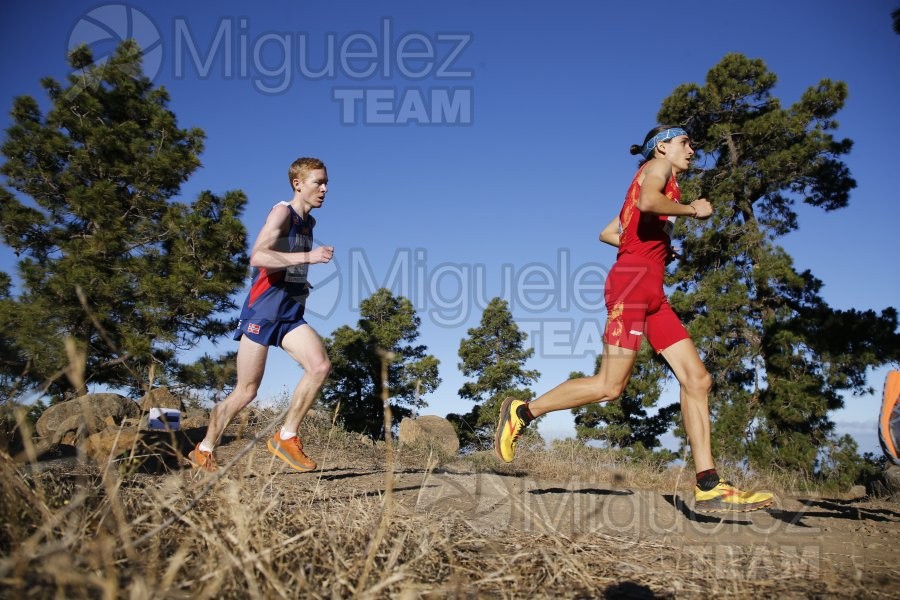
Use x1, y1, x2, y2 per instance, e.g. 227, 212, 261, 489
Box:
233, 318, 308, 348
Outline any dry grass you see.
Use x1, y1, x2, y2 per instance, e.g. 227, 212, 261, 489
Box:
0, 407, 892, 599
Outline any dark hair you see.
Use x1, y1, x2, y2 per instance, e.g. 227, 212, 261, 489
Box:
629, 124, 681, 159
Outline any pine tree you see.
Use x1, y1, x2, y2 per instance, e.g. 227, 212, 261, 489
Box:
0, 273, 21, 398
0, 41, 248, 399
449, 297, 539, 449
176, 351, 238, 406
321, 288, 440, 437
657, 53, 899, 476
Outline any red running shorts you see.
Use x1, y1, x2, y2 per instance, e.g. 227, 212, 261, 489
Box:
602, 254, 689, 352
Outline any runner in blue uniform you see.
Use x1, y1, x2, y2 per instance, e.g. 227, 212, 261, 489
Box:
189, 157, 334, 472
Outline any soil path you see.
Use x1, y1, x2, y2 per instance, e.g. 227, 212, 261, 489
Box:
210, 437, 900, 594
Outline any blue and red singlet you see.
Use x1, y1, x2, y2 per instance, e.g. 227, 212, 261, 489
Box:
238, 202, 314, 324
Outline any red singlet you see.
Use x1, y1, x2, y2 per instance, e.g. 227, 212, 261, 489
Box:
617, 162, 681, 264
602, 164, 689, 352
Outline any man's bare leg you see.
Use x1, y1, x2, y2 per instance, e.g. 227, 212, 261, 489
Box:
528, 343, 639, 417
659, 338, 714, 473
202, 336, 269, 449
279, 324, 332, 433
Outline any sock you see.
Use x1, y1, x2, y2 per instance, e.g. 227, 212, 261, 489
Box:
516, 403, 535, 426
198, 441, 214, 454
280, 428, 297, 441
696, 469, 720, 491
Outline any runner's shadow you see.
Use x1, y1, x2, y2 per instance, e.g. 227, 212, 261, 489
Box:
603, 581, 665, 599
766, 498, 900, 527
762, 508, 814, 528
487, 468, 531, 478
661, 494, 750, 525
802, 498, 900, 520
529, 487, 633, 496
346, 485, 439, 499
257, 466, 377, 481
309, 468, 374, 481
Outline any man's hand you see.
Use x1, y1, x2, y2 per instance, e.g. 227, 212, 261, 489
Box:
309, 245, 334, 264
691, 198, 713, 220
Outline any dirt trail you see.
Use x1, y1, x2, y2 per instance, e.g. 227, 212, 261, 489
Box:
210, 437, 900, 594
14, 420, 900, 598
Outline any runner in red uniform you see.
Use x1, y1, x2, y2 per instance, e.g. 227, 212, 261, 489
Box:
188, 157, 334, 474
603, 161, 690, 353
495, 126, 774, 512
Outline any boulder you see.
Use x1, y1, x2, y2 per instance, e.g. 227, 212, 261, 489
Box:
398, 415, 459, 456
52, 413, 107, 446
181, 409, 210, 430
884, 464, 900, 498
36, 393, 140, 442
138, 387, 183, 412
85, 427, 142, 464
846, 485, 867, 500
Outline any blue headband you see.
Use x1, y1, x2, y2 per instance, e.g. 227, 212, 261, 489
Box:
642, 127, 688, 159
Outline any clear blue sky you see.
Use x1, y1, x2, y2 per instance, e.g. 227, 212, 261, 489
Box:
1, 1, 898, 456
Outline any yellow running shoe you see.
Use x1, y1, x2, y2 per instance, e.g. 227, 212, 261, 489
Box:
267, 433, 317, 472
494, 397, 528, 463
187, 443, 217, 472
694, 481, 774, 512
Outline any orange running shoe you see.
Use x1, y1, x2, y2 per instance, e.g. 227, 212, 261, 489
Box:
187, 443, 217, 472
267, 433, 317, 472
